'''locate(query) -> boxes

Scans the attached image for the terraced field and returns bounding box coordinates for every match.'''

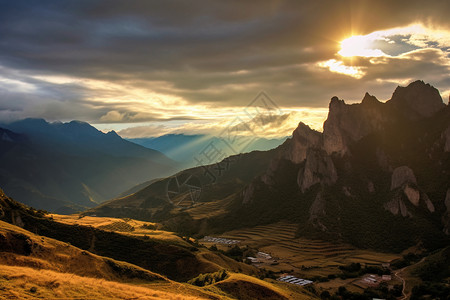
[179,196,234,220]
[50,214,186,243]
[204,222,400,277]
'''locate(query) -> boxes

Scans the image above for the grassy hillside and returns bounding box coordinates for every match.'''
[1,189,259,282]
[0,189,317,299]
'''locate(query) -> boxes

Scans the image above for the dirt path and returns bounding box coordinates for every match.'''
[393,257,427,300]
[393,268,407,300]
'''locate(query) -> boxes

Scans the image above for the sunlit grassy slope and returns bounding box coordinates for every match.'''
[0,220,225,299]
[0,218,315,299]
[51,213,184,243]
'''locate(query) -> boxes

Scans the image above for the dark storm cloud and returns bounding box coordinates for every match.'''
[0,0,449,124]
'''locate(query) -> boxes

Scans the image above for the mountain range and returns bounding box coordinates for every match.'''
[0,119,177,213]
[89,80,450,253]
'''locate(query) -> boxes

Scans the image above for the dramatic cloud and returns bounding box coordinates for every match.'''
[0,0,449,136]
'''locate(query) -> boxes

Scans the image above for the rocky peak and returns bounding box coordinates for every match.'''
[389,80,445,119]
[261,122,322,185]
[323,94,387,155]
[286,122,322,164]
[361,92,380,106]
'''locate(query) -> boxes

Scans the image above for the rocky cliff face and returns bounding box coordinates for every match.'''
[261,123,321,185]
[391,166,417,190]
[386,166,435,215]
[297,148,337,193]
[323,93,388,155]
[444,125,450,152]
[443,190,450,235]
[240,80,449,244]
[284,122,322,164]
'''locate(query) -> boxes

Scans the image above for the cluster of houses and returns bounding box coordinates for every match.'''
[246,251,275,264]
[202,236,240,245]
[358,274,392,288]
[277,275,313,286]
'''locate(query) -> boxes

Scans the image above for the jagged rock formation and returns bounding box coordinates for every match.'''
[308,192,327,231]
[261,122,321,185]
[384,197,411,217]
[323,93,387,155]
[444,125,450,152]
[387,166,435,214]
[391,166,417,190]
[93,80,450,252]
[283,122,322,164]
[297,148,337,193]
[237,80,449,249]
[443,190,450,234]
[389,80,445,120]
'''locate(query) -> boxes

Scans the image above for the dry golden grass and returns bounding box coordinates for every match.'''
[50,214,186,244]
[0,265,219,300]
[0,220,166,282]
[211,273,317,300]
[180,196,234,220]
[0,221,229,299]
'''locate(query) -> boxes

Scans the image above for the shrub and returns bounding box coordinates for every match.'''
[188,270,229,287]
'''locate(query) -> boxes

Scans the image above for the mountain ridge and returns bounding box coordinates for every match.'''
[88,80,450,253]
[0,119,178,213]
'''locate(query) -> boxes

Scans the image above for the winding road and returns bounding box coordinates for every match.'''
[392,257,426,300]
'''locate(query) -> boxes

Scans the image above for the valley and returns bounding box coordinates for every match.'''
[200,221,403,294]
[1,81,449,299]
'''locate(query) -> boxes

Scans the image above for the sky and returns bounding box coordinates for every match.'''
[0,0,449,138]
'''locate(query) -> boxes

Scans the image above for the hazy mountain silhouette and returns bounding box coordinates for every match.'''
[0,119,177,213]
[129,134,286,167]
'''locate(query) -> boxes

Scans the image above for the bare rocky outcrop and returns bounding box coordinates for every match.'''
[384,196,411,217]
[283,122,322,164]
[297,148,337,193]
[391,166,417,190]
[403,185,420,206]
[308,192,327,231]
[389,80,445,120]
[323,93,386,155]
[388,166,435,214]
[443,125,450,152]
[422,193,435,213]
[262,123,321,185]
[443,189,450,235]
[242,182,256,205]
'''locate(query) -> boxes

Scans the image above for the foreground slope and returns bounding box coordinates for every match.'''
[0,219,226,300]
[0,189,315,299]
[0,189,259,282]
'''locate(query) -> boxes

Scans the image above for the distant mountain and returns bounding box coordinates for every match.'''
[0,119,177,213]
[89,80,450,253]
[128,134,286,167]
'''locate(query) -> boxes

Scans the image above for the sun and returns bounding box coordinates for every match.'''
[338,35,386,58]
